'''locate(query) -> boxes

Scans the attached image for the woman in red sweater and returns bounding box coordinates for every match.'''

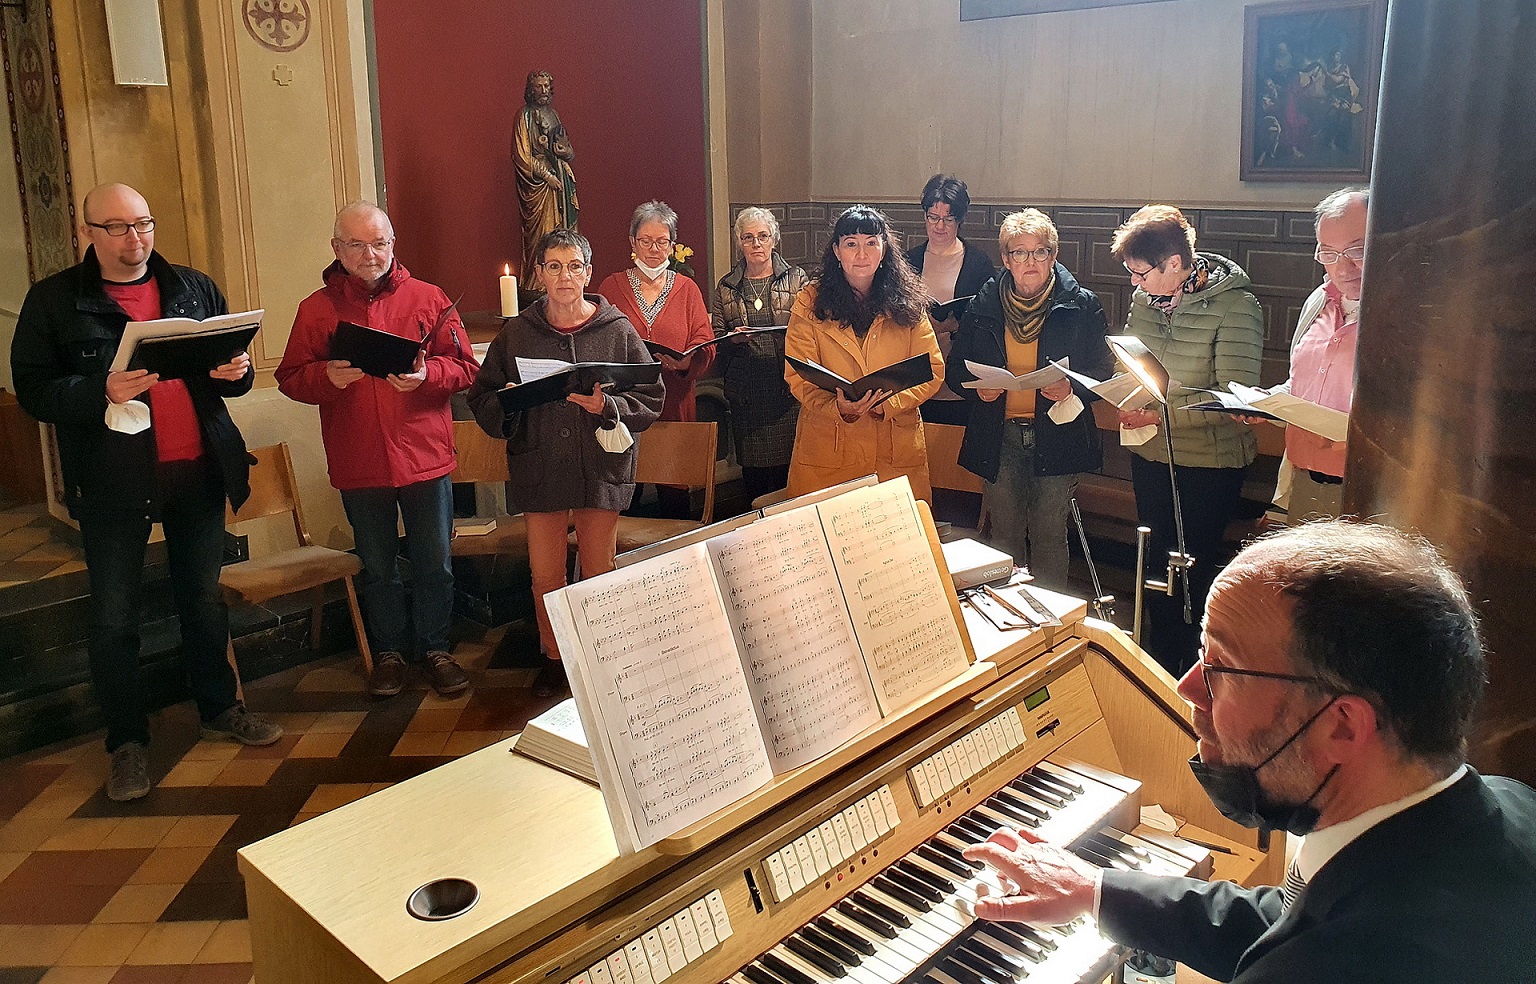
[597,200,713,519]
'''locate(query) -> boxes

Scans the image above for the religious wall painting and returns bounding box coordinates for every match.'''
[2,0,78,282]
[1241,0,1386,182]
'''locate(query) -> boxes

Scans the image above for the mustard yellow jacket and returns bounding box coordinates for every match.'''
[783,284,945,502]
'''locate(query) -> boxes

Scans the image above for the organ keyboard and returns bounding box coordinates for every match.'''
[241,587,1278,984]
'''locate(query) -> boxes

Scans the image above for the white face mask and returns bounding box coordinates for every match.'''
[634,258,670,280]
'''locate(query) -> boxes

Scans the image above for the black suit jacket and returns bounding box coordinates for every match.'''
[1099,770,1536,982]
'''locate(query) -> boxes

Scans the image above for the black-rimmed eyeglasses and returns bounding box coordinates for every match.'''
[88,218,155,237]
[1198,659,1332,703]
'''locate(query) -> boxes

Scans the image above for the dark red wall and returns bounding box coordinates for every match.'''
[373,2,710,313]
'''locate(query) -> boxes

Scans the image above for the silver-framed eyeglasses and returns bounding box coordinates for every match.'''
[88,218,155,237]
[541,260,589,278]
[337,238,394,254]
[738,232,775,246]
[1314,245,1365,264]
[1005,246,1056,264]
[634,236,673,251]
[924,212,959,227]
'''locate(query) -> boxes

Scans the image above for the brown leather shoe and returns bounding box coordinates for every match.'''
[532,657,567,698]
[368,651,407,697]
[424,651,471,696]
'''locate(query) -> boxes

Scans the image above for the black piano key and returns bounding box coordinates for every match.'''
[1025,769,1080,799]
[918,843,974,878]
[815,916,877,956]
[982,795,1042,829]
[993,787,1050,821]
[898,857,956,894]
[762,951,821,984]
[1009,776,1067,809]
[939,956,995,984]
[848,893,911,930]
[1005,923,1059,952]
[966,936,1030,974]
[887,866,944,902]
[1031,765,1084,794]
[957,812,1003,839]
[1086,834,1142,868]
[945,818,989,845]
[784,935,847,978]
[1070,845,1119,869]
[871,875,933,912]
[743,963,793,984]
[801,926,861,967]
[951,941,1018,982]
[982,925,1047,962]
[1099,829,1154,861]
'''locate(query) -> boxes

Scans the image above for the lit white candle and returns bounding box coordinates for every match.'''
[499,264,519,317]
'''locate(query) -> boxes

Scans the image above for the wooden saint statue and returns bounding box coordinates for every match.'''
[512,70,580,291]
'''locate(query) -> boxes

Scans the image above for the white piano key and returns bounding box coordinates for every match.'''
[817,820,843,866]
[806,827,832,876]
[765,851,794,902]
[705,889,733,941]
[689,901,718,952]
[655,918,687,975]
[624,940,655,984]
[822,908,928,976]
[640,930,671,984]
[878,786,900,829]
[606,948,635,984]
[673,906,703,963]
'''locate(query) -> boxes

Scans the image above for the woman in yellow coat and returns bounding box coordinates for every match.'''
[785,205,945,502]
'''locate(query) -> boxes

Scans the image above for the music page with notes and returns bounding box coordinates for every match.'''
[815,478,971,713]
[547,546,775,852]
[706,508,883,772]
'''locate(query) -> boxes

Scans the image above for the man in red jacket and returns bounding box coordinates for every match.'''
[277,202,479,697]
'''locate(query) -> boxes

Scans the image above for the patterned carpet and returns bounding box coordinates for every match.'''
[0,628,559,984]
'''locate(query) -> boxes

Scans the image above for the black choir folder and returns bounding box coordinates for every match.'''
[787,352,933,402]
[545,477,971,853]
[329,321,427,378]
[496,361,662,415]
[644,325,786,361]
[111,310,263,381]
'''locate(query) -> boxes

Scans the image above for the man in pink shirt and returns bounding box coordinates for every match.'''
[1263,188,1367,520]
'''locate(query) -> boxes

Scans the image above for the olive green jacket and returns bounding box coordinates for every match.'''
[1122,252,1265,468]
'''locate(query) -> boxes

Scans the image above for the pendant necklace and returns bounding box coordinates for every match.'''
[745,277,770,312]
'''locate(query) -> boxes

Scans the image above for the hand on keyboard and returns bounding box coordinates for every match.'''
[962,826,1100,927]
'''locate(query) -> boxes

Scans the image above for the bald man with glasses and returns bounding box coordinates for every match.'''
[11,182,281,802]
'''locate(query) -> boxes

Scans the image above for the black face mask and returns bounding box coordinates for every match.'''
[1188,697,1341,835]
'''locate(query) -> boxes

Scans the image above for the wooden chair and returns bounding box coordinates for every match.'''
[219,443,372,677]
[924,422,983,495]
[448,420,529,559]
[608,420,718,555]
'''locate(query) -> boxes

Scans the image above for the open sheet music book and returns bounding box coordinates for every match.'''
[513,698,597,783]
[545,477,971,852]
[110,310,263,380]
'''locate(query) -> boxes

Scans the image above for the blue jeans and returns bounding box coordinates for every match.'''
[981,421,1078,591]
[340,475,454,656]
[79,458,238,752]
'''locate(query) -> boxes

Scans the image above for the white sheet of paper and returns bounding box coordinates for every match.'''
[1051,361,1156,410]
[514,356,574,383]
[962,358,1068,391]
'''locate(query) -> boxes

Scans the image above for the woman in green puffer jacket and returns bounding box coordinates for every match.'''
[1110,205,1264,676]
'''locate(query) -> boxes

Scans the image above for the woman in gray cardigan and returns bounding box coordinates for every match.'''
[467,229,664,695]
[1110,205,1264,676]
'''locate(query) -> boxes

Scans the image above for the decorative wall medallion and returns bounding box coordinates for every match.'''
[16,37,46,113]
[243,0,312,53]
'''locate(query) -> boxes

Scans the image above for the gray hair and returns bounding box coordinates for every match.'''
[733,206,781,245]
[630,200,678,240]
[1314,186,1368,227]
[536,228,592,266]
[333,200,392,240]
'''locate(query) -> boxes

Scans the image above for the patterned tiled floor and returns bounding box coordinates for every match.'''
[0,629,560,983]
[0,502,86,588]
